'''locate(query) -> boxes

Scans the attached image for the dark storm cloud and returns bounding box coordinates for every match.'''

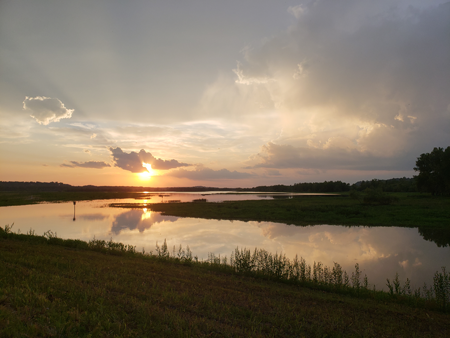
[60,161,111,169]
[109,147,190,173]
[240,3,449,135]
[248,142,414,171]
[236,0,450,172]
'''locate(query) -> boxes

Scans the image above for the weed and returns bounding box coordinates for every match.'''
[351,263,361,291]
[155,239,169,258]
[1,225,450,312]
[362,188,399,205]
[4,223,14,233]
[434,267,450,312]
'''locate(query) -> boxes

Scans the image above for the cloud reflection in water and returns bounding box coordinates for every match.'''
[110,209,178,235]
[255,222,450,290]
[1,201,448,291]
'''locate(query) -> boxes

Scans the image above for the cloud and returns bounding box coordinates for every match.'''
[110,147,190,173]
[266,169,282,176]
[297,168,326,176]
[248,142,413,171]
[23,96,74,125]
[60,161,111,169]
[0,127,28,140]
[110,209,178,235]
[166,166,254,180]
[288,5,306,19]
[230,0,450,164]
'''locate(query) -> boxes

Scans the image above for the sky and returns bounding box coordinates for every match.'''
[1,0,449,188]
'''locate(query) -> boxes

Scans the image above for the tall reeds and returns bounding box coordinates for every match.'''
[149,240,449,311]
[1,224,449,312]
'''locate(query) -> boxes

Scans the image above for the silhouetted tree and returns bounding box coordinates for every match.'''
[414,147,450,195]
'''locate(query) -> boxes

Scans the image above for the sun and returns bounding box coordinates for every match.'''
[137,163,156,180]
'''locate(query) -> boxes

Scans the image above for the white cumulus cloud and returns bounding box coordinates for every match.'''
[23,96,74,125]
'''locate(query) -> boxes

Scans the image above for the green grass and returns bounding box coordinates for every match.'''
[2,190,449,229]
[114,193,450,229]
[1,231,449,337]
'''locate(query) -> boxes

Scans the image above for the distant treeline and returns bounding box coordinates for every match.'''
[239,181,351,193]
[238,178,416,193]
[351,178,417,192]
[0,181,72,192]
[0,182,233,193]
[1,178,417,193]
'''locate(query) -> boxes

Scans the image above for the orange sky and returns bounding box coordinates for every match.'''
[1,1,449,187]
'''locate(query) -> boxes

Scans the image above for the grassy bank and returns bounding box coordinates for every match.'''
[116,193,450,228]
[2,190,449,228]
[1,231,449,337]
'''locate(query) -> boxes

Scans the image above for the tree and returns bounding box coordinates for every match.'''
[414,147,450,195]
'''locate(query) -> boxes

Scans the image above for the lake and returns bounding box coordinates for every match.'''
[1,192,449,291]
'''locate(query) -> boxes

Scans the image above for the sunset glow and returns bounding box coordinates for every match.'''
[137,163,155,181]
[141,208,152,221]
[1,1,448,187]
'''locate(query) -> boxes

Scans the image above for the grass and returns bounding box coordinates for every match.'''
[1,228,449,337]
[2,190,449,229]
[113,193,450,229]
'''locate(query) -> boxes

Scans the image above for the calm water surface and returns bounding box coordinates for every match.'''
[1,194,449,291]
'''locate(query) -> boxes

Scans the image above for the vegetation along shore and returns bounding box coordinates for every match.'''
[120,193,450,229]
[1,189,449,229]
[1,227,449,337]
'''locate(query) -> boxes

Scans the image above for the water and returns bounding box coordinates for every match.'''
[120,191,336,203]
[1,195,449,291]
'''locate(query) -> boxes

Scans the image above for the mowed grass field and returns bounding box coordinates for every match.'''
[1,237,449,338]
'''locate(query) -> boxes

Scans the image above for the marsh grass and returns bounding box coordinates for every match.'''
[2,191,449,229]
[362,188,399,205]
[1,225,450,337]
[192,198,207,202]
[144,193,450,228]
[433,267,450,311]
[2,224,448,313]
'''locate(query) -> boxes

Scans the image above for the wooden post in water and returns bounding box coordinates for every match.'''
[73,201,76,221]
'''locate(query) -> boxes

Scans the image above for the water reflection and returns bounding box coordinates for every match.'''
[1,199,449,291]
[418,227,450,247]
[78,213,109,221]
[254,222,448,289]
[110,209,178,235]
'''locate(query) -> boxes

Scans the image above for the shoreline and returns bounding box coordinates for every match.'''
[1,229,449,337]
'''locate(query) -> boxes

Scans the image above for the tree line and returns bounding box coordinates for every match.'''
[243,146,449,194]
[1,146,448,194]
[414,146,450,195]
[239,178,416,193]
